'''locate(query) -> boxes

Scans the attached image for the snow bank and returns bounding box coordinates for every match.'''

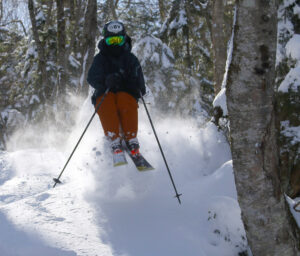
[278,32,300,92]
[286,34,300,62]
[1,109,25,129]
[0,94,249,256]
[212,6,236,117]
[213,88,228,116]
[278,65,300,92]
[170,9,187,30]
[286,195,300,228]
[132,35,174,70]
[0,211,76,256]
[281,121,300,146]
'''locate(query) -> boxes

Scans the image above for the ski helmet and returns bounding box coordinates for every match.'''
[103,21,126,38]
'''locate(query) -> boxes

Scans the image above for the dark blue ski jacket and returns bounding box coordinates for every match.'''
[87,36,146,104]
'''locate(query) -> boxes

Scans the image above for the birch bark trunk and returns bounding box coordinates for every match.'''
[226,1,300,255]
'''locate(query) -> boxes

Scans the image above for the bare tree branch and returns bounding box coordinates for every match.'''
[0,19,27,35]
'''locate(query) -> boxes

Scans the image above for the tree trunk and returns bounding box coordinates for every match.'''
[158,0,166,20]
[183,2,193,72]
[80,0,97,96]
[226,1,300,255]
[45,0,54,28]
[211,0,227,95]
[56,0,67,95]
[0,0,2,21]
[108,0,118,20]
[28,0,49,100]
[159,0,181,42]
[71,0,84,55]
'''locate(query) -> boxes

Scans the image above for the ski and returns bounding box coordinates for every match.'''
[113,150,128,167]
[125,150,154,171]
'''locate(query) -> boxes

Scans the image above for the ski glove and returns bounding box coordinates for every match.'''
[105,72,123,90]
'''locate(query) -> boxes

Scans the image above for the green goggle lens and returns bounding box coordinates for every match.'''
[105,36,125,46]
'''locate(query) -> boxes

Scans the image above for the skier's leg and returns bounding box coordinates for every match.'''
[116,92,138,141]
[95,92,120,141]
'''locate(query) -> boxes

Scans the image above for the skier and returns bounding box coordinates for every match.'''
[87,21,146,165]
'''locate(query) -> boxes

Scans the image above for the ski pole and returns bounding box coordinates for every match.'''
[140,94,182,204]
[53,88,109,188]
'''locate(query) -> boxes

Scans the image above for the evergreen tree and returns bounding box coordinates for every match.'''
[276,0,300,199]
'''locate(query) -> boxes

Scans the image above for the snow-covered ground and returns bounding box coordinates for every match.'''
[0,97,249,256]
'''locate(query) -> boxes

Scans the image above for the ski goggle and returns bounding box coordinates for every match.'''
[105,35,125,46]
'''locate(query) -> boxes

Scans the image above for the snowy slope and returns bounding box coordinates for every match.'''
[0,97,247,256]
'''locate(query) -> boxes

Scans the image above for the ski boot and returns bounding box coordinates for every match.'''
[126,138,141,157]
[111,138,127,166]
[126,138,154,171]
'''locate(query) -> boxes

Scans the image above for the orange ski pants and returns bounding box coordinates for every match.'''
[95,92,138,141]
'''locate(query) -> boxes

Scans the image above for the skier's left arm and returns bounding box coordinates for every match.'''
[135,61,146,97]
[127,55,146,98]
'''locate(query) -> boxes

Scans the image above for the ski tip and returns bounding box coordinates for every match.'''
[113,161,128,167]
[137,166,155,171]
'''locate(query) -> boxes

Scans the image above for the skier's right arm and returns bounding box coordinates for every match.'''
[87,54,105,90]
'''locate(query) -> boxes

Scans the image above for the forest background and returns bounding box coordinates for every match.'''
[0,0,300,255]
